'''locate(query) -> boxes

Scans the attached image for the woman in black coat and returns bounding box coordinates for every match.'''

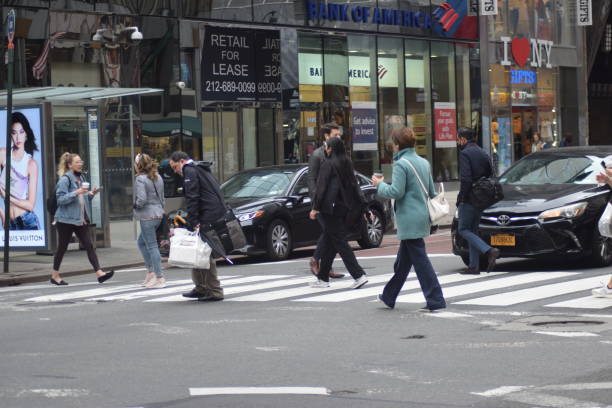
[308,137,368,289]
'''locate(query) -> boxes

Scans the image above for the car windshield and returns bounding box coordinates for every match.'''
[221,170,297,198]
[499,154,603,185]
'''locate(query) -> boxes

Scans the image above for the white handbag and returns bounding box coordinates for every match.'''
[169,229,212,269]
[598,203,612,238]
[402,158,450,225]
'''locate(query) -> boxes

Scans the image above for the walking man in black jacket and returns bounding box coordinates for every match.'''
[307,124,345,279]
[169,151,225,301]
[456,128,499,275]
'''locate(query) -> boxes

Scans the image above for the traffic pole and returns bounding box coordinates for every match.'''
[3,9,15,273]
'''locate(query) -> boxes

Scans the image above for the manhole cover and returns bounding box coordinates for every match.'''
[530,320,604,328]
[401,335,426,339]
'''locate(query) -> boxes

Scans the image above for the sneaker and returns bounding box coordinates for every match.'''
[309,280,330,288]
[147,277,166,289]
[417,307,434,313]
[377,294,393,309]
[352,275,368,289]
[141,271,155,287]
[592,283,612,298]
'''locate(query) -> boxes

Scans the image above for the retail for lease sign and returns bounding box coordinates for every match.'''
[434,102,457,148]
[577,0,592,26]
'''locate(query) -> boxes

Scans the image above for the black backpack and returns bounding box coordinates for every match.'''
[46,175,70,217]
[470,176,504,210]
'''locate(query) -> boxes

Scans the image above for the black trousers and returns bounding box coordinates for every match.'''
[317,212,365,282]
[53,222,100,272]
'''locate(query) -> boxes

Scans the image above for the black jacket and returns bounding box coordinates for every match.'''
[182,161,225,228]
[307,146,326,202]
[314,160,365,216]
[457,142,493,205]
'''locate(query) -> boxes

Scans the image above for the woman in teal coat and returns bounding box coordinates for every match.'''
[372,127,446,311]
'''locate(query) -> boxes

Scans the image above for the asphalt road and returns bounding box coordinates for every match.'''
[1,246,611,408]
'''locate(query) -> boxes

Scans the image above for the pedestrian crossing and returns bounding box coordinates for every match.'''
[10,270,612,310]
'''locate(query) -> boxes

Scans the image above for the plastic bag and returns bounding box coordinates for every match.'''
[598,203,612,238]
[169,229,212,269]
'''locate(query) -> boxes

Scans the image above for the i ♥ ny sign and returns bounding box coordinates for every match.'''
[500,36,553,69]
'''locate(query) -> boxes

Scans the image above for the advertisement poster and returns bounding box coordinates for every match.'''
[0,106,47,249]
[352,101,377,151]
[201,26,281,102]
[434,102,457,148]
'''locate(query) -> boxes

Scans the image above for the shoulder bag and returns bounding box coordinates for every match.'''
[401,158,449,225]
[151,177,169,242]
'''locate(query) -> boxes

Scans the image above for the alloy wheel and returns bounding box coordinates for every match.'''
[367,213,383,245]
[271,224,289,258]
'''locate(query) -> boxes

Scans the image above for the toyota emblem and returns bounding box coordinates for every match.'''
[497,215,511,226]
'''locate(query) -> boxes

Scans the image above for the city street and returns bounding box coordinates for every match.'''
[1,232,611,408]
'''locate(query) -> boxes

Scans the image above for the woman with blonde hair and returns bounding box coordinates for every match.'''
[51,152,113,285]
[133,153,166,288]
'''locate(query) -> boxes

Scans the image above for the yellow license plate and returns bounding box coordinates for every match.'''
[491,234,515,246]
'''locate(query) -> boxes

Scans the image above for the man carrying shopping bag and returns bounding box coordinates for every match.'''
[169,151,226,302]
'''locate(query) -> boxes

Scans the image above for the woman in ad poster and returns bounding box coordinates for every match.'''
[0,112,40,230]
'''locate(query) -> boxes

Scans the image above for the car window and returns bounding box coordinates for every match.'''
[356,174,371,186]
[292,173,309,195]
[500,155,601,185]
[221,170,296,198]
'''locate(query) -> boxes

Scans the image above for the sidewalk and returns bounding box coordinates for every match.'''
[0,182,459,287]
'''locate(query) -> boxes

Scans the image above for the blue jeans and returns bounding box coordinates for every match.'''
[458,203,491,268]
[137,218,163,278]
[380,239,446,310]
[10,211,40,230]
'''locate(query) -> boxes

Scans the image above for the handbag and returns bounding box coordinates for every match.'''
[168,229,212,269]
[598,203,612,238]
[401,158,450,225]
[151,178,169,242]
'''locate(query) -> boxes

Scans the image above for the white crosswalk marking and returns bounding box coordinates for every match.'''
[88,275,287,302]
[395,272,577,303]
[545,296,612,309]
[294,272,499,303]
[146,275,314,302]
[454,274,611,306]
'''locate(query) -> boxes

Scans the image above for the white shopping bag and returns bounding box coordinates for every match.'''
[598,203,612,238]
[169,229,212,269]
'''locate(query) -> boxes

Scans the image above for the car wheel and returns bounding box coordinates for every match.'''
[460,253,489,270]
[358,208,385,249]
[266,219,292,261]
[590,230,612,267]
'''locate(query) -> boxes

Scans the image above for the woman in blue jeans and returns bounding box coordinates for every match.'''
[133,153,166,288]
[372,127,446,312]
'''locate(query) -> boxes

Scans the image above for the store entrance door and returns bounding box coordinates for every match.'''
[512,106,537,160]
[202,103,279,182]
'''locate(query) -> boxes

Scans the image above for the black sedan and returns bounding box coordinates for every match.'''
[452,146,612,268]
[220,164,393,260]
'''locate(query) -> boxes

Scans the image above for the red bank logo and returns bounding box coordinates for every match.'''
[432,2,460,32]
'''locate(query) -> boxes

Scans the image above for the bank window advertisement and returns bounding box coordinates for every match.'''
[0,106,47,249]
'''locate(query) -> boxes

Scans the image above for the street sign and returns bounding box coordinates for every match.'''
[6,9,15,49]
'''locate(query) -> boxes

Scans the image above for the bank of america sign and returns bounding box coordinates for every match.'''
[577,0,592,26]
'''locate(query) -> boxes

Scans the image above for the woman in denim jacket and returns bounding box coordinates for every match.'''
[50,153,113,286]
[133,153,166,288]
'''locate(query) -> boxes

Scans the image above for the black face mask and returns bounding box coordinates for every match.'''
[73,170,81,177]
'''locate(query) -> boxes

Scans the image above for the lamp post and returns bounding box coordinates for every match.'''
[3,9,15,273]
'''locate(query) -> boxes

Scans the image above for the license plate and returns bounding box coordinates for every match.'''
[491,234,515,246]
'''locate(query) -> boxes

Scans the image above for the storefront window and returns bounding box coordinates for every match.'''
[297,33,323,162]
[181,0,253,21]
[404,38,431,162]
[490,64,512,174]
[537,68,557,146]
[377,36,405,180]
[555,0,575,46]
[508,0,534,37]
[430,41,457,181]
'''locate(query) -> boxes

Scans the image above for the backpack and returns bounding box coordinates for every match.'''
[46,175,70,217]
[469,176,504,210]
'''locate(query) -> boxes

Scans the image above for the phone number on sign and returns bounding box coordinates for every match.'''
[257,82,281,93]
[205,81,256,93]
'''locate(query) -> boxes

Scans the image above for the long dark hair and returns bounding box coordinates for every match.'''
[325,137,357,191]
[11,112,38,155]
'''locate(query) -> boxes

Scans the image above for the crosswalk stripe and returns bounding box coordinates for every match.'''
[0,282,97,293]
[454,274,611,306]
[88,275,290,302]
[146,275,314,302]
[228,274,397,302]
[395,272,577,303]
[545,296,612,309]
[294,272,502,303]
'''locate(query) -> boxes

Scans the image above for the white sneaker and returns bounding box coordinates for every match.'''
[310,280,330,288]
[147,277,166,289]
[592,283,612,298]
[352,275,368,289]
[141,271,155,287]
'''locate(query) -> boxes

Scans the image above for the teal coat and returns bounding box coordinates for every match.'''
[376,148,437,240]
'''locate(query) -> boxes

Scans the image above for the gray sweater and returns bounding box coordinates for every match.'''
[133,174,165,220]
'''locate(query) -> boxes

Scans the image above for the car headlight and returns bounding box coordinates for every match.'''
[538,202,588,221]
[237,211,265,222]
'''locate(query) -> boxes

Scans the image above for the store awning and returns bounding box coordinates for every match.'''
[142,116,202,138]
[0,87,163,102]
